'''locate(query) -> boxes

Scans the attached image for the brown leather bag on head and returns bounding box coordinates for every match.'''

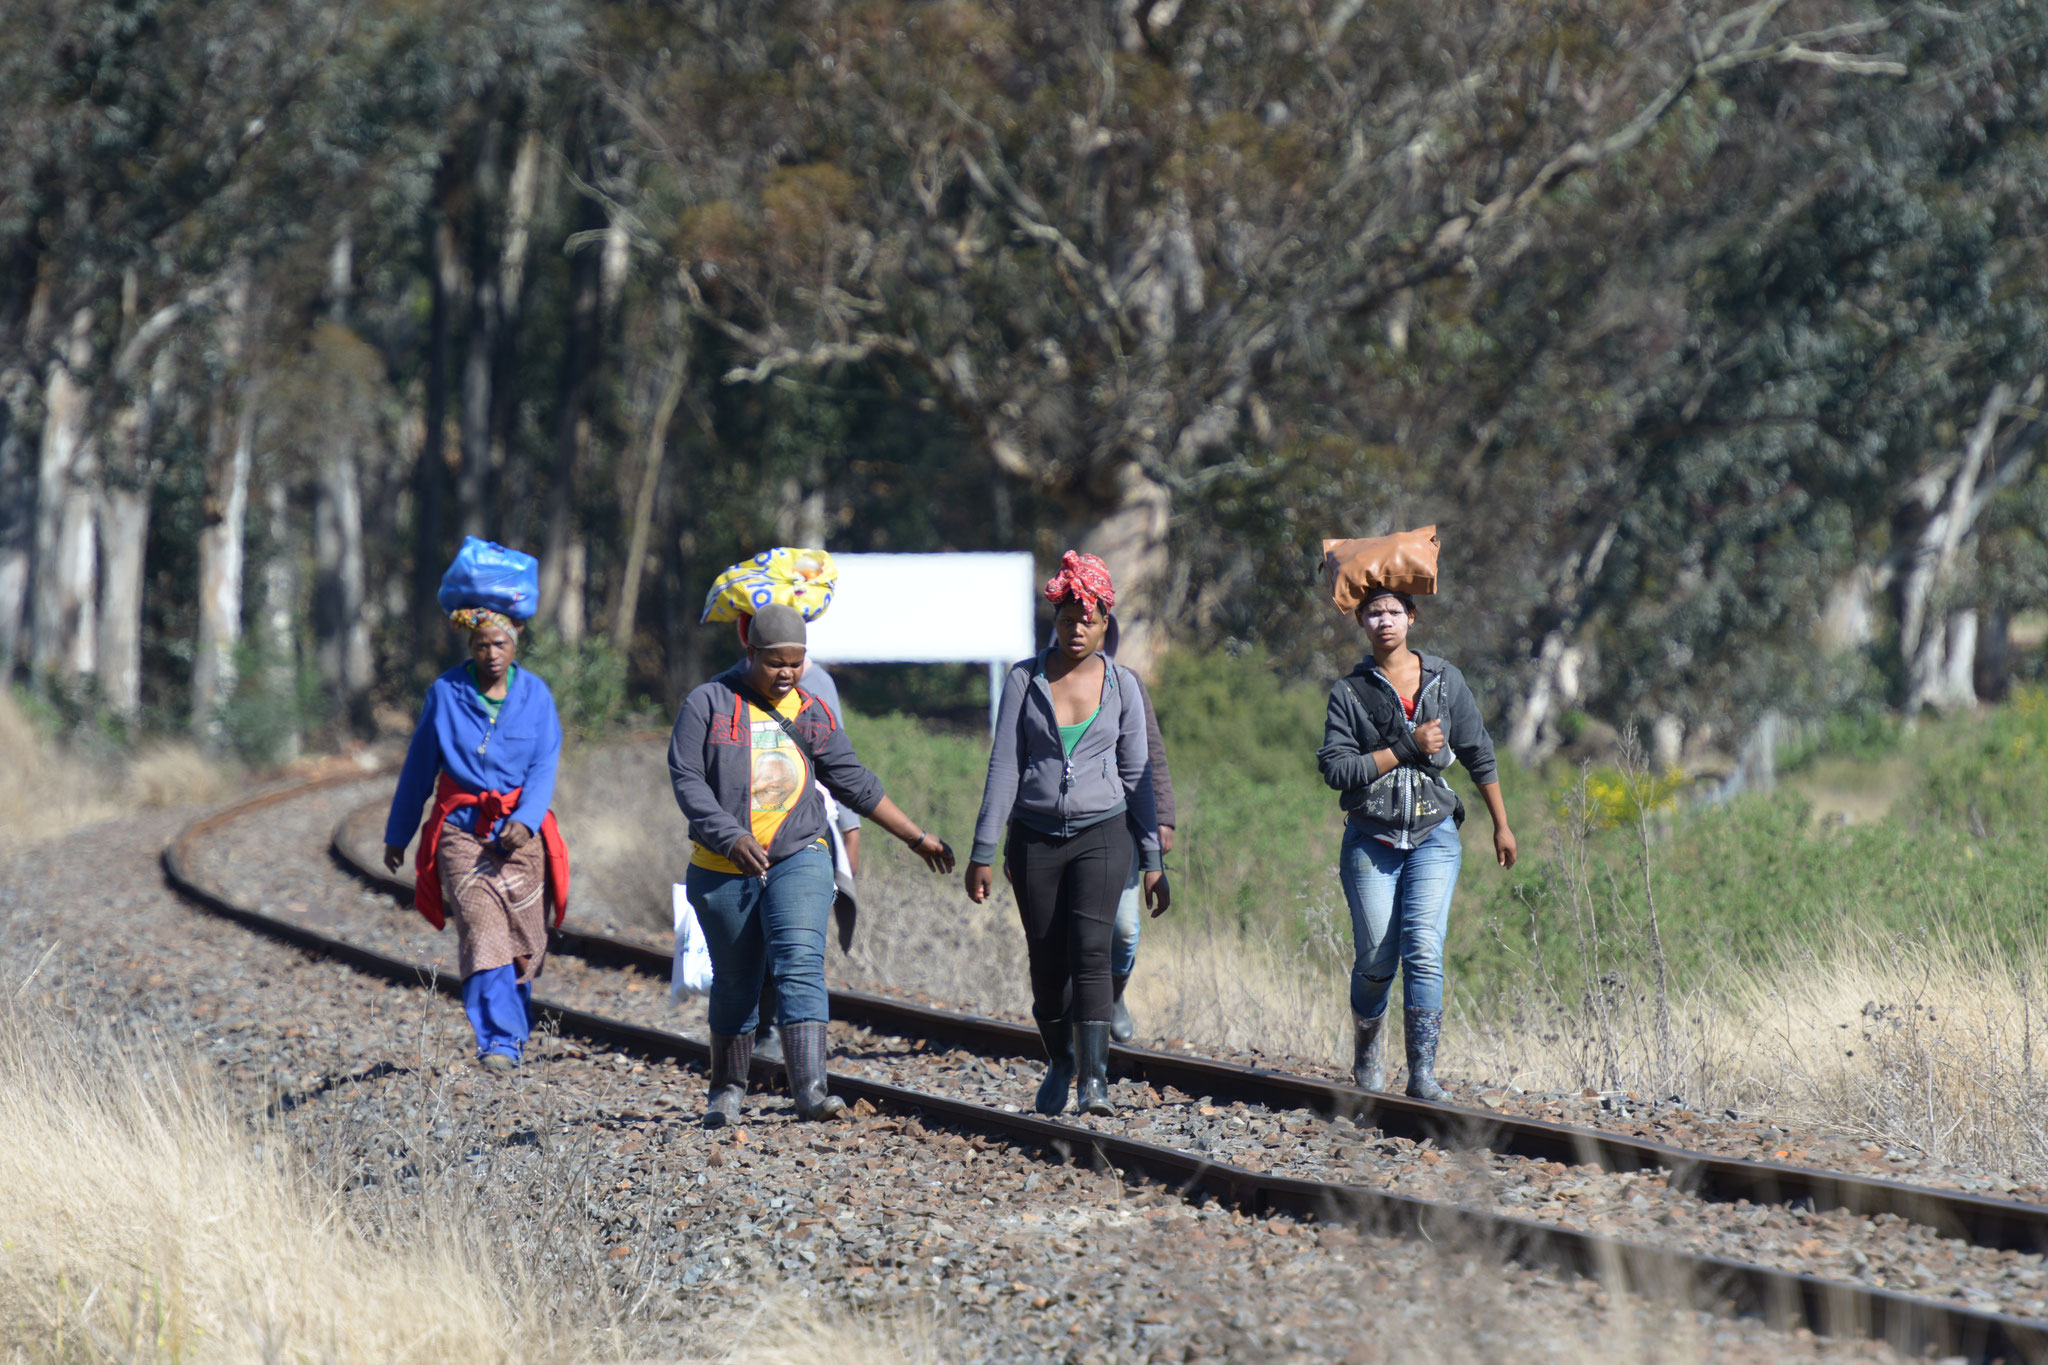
[1322,526,1440,612]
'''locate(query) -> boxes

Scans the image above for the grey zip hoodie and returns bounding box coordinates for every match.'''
[1317,650,1498,849]
[970,651,1162,869]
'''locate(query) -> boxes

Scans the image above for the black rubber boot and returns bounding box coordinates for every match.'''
[704,1031,753,1128]
[1033,1011,1074,1115]
[1352,1011,1387,1091]
[1403,1007,1450,1102]
[1073,1021,1113,1116]
[783,1020,847,1120]
[1110,973,1136,1044]
[754,982,784,1067]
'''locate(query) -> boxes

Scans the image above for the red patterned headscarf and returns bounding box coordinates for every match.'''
[1044,551,1116,622]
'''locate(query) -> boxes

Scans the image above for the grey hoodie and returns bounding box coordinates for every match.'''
[1317,650,1498,849]
[971,651,1162,869]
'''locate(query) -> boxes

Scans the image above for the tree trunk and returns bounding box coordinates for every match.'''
[94,481,150,723]
[1074,461,1171,678]
[31,308,97,684]
[191,404,253,734]
[539,185,605,643]
[0,377,32,679]
[414,210,459,660]
[1896,384,2013,713]
[313,436,373,727]
[612,338,688,654]
[1975,606,2013,704]
[192,272,253,736]
[259,477,301,763]
[487,128,541,544]
[1505,521,1618,765]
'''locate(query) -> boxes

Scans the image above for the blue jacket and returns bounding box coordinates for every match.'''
[384,664,563,848]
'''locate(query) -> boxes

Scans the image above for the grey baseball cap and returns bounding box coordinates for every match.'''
[748,603,807,649]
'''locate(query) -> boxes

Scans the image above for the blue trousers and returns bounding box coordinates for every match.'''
[686,843,836,1036]
[463,965,532,1061]
[1337,820,1462,1019]
[1111,852,1142,978]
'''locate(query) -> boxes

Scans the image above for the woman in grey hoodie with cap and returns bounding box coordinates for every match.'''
[967,553,1168,1116]
[1317,587,1515,1101]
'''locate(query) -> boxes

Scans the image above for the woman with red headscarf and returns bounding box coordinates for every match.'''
[967,552,1169,1116]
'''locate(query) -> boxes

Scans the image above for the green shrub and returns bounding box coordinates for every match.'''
[520,629,632,739]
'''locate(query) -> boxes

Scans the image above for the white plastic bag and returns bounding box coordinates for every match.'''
[670,882,715,1000]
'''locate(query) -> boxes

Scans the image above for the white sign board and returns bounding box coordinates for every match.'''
[804,552,1037,730]
[805,553,1037,664]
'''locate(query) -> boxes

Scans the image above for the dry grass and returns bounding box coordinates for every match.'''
[0,691,230,845]
[0,995,568,1363]
[1464,922,2048,1181]
[849,842,2048,1188]
[0,692,124,843]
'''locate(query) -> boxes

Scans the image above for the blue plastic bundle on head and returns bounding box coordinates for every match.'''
[438,536,541,622]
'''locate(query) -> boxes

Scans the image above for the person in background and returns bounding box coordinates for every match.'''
[1315,587,1515,1101]
[384,608,568,1073]
[1108,658,1175,1043]
[967,552,1168,1116]
[670,604,954,1126]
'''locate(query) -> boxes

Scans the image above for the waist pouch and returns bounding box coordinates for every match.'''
[1343,764,1464,834]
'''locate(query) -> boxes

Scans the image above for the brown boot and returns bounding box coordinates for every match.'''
[704,1031,753,1128]
[783,1020,847,1120]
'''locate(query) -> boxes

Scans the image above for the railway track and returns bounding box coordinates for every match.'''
[165,774,2048,1362]
[330,796,2048,1260]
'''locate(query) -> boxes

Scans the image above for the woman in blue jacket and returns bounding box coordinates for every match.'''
[1317,587,1516,1101]
[384,608,568,1073]
[967,553,1168,1117]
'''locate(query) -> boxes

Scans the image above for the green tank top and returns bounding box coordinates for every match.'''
[1059,704,1102,756]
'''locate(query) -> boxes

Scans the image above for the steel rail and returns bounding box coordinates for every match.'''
[152,779,2048,1362]
[331,794,2048,1258]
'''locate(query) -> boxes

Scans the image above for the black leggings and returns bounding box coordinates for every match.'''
[1005,818,1137,1024]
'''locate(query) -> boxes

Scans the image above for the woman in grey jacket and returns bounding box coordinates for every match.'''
[967,553,1168,1116]
[669,604,954,1126]
[1317,587,1516,1101]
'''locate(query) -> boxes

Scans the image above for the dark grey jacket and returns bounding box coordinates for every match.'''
[1139,686,1176,828]
[971,651,1162,869]
[668,665,885,866]
[1317,651,1498,849]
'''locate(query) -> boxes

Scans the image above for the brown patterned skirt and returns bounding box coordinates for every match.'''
[434,823,549,981]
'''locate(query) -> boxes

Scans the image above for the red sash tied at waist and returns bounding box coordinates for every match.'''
[413,771,570,930]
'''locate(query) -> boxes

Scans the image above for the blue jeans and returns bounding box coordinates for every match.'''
[1338,820,1461,1019]
[686,843,836,1036]
[1111,852,1142,978]
[463,965,532,1061]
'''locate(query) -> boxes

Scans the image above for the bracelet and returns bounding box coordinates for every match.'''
[906,828,928,847]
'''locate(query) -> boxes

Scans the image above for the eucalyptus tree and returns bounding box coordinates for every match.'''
[594,0,1907,673]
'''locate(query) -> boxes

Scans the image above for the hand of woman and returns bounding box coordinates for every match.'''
[729,834,772,877]
[908,831,955,874]
[1493,823,1518,870]
[1413,718,1446,756]
[382,843,406,874]
[964,862,994,903]
[1144,870,1171,918]
[496,820,532,854]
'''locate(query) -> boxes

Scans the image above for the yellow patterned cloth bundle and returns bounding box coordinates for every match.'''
[700,547,839,624]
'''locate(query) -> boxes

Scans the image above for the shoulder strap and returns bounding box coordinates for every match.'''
[731,681,821,763]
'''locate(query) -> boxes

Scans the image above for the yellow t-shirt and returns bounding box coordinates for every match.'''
[691,689,812,873]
